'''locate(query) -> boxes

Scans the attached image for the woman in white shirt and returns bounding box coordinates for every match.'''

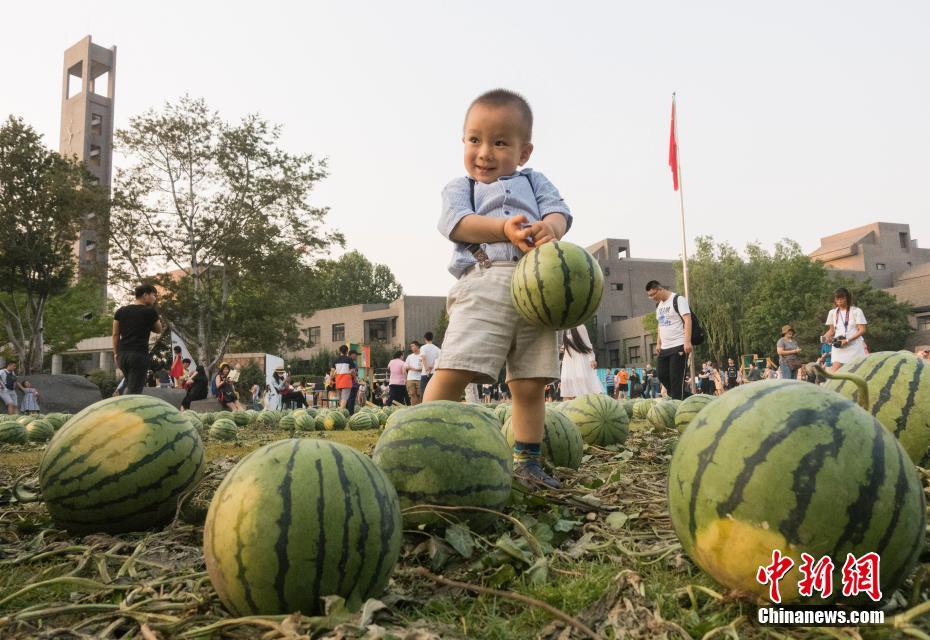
[821,287,867,372]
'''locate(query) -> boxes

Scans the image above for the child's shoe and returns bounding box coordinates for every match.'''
[513,458,561,490]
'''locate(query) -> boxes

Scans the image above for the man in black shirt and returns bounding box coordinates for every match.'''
[112,284,163,395]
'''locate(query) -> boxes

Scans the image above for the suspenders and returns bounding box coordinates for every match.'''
[465,175,535,268]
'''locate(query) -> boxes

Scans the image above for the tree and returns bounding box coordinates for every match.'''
[109,97,341,379]
[308,250,403,309]
[0,116,107,373]
[43,280,115,356]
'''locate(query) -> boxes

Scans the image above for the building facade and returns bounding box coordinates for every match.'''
[810,222,930,288]
[585,239,677,367]
[291,296,446,360]
[60,36,116,285]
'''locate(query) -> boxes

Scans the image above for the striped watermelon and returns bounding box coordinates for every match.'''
[494,404,513,426]
[372,401,512,529]
[257,410,277,428]
[561,394,629,446]
[668,380,925,604]
[209,418,238,441]
[501,407,583,469]
[200,412,217,426]
[824,351,930,466]
[26,419,55,443]
[204,439,402,615]
[674,394,716,432]
[632,399,654,421]
[647,400,680,431]
[510,241,604,330]
[0,420,27,444]
[279,414,297,433]
[348,412,379,431]
[44,413,69,431]
[184,413,205,436]
[619,399,635,419]
[231,412,251,427]
[38,396,205,534]
[295,412,316,432]
[320,411,347,431]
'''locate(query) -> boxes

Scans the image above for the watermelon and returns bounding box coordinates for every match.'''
[279,414,297,433]
[824,351,930,466]
[200,412,216,426]
[26,419,55,443]
[295,412,316,432]
[257,410,277,428]
[619,399,635,419]
[204,439,402,615]
[184,413,205,436]
[510,241,604,330]
[38,396,205,534]
[561,394,629,446]
[501,408,583,469]
[632,399,654,421]
[0,420,27,444]
[675,394,715,432]
[321,411,347,431]
[231,411,251,427]
[372,401,512,529]
[44,413,69,431]
[494,404,513,425]
[210,418,238,441]
[668,380,925,604]
[348,412,379,431]
[647,400,680,431]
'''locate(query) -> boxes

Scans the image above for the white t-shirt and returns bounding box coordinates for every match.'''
[826,306,868,364]
[405,354,422,381]
[655,293,691,349]
[419,343,441,375]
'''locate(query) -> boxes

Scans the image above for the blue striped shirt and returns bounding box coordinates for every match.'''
[438,168,572,278]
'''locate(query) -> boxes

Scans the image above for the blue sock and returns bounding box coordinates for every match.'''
[513,441,541,462]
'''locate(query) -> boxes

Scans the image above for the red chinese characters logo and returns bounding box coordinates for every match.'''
[756,550,882,603]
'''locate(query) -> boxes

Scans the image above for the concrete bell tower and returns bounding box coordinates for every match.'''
[59,35,116,285]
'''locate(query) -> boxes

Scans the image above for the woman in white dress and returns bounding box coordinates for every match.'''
[821,287,867,372]
[559,324,603,400]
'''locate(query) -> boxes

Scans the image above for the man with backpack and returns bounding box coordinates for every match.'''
[646,280,702,400]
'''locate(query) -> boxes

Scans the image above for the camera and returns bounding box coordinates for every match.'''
[832,338,845,348]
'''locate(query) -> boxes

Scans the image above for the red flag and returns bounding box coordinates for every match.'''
[669,96,679,191]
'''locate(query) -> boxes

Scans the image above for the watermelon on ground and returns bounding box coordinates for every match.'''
[372,401,512,529]
[210,418,237,441]
[824,351,930,465]
[647,400,681,431]
[561,394,629,446]
[38,396,205,534]
[501,407,583,469]
[348,412,379,431]
[668,380,925,604]
[295,412,316,432]
[510,241,604,330]
[26,419,55,443]
[279,414,297,433]
[632,399,654,421]
[0,420,27,444]
[204,439,402,615]
[675,394,715,432]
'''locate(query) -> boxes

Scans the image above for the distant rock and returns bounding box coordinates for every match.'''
[142,386,187,409]
[189,398,225,413]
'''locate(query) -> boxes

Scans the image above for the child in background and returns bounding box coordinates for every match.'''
[169,346,185,387]
[20,380,40,414]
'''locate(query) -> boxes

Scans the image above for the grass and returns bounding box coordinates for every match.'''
[2,413,930,638]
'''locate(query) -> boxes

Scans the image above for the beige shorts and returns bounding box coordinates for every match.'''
[436,264,559,384]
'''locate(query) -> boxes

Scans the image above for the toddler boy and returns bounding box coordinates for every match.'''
[424,89,572,490]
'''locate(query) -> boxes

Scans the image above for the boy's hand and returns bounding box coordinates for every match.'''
[527,218,561,246]
[503,215,535,253]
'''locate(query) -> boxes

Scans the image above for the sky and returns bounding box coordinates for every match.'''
[3,1,929,296]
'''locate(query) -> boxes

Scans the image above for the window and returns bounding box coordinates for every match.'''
[67,62,82,98]
[90,113,103,136]
[875,263,886,270]
[391,318,397,337]
[611,315,628,322]
[89,144,102,166]
[610,283,624,291]
[648,342,657,358]
[918,316,930,332]
[332,323,345,342]
[617,247,628,259]
[91,70,110,97]
[628,346,641,363]
[307,326,320,347]
[900,232,909,249]
[609,349,620,369]
[603,267,610,276]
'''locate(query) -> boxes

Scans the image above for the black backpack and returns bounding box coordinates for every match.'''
[672,294,705,346]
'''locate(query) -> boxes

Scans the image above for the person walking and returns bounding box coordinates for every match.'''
[559,325,602,399]
[419,332,442,397]
[776,325,803,380]
[605,369,615,399]
[0,361,22,415]
[112,284,163,395]
[645,280,692,400]
[347,349,361,415]
[405,341,423,405]
[822,287,867,372]
[387,351,409,406]
[615,368,628,399]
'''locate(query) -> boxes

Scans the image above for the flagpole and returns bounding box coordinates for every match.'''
[672,92,697,389]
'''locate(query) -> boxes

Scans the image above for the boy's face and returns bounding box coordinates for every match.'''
[463,103,533,184]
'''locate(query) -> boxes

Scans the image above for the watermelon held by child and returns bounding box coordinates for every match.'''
[204,439,402,616]
[823,351,930,466]
[668,379,925,604]
[510,241,604,330]
[38,396,205,534]
[372,401,512,530]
